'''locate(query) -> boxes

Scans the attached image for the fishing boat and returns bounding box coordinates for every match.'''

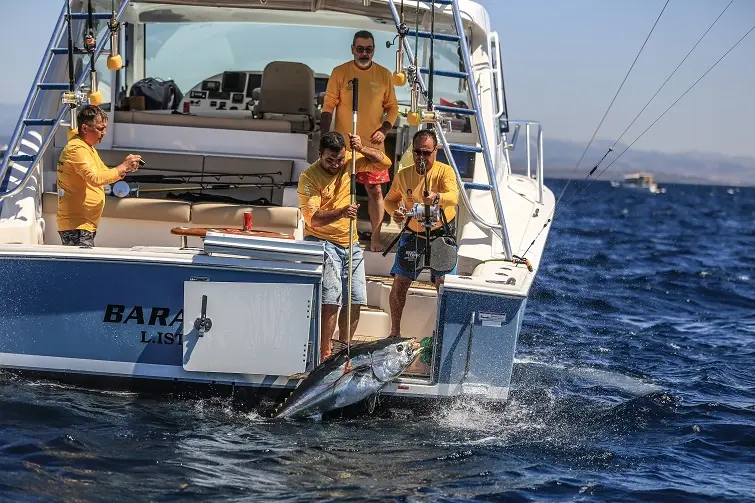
[611,171,665,194]
[0,0,554,413]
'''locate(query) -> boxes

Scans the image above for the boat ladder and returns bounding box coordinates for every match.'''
[387,0,514,259]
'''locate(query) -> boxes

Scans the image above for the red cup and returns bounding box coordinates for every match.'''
[243,211,253,231]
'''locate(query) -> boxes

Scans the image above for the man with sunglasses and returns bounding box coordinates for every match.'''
[56,105,142,247]
[383,129,459,338]
[321,30,399,253]
[298,131,392,361]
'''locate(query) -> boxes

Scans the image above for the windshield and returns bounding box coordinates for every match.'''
[144,22,467,107]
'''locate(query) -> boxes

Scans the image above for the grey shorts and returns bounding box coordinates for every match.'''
[305,236,367,306]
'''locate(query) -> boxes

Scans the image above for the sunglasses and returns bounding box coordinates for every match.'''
[413,149,435,156]
[354,46,374,54]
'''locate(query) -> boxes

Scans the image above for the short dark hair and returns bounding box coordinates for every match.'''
[77,105,107,127]
[413,128,438,148]
[319,131,346,153]
[352,30,375,46]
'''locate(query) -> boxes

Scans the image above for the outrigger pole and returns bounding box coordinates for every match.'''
[345,77,359,362]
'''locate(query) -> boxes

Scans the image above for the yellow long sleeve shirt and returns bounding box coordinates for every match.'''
[384,161,459,234]
[298,150,392,247]
[323,61,399,166]
[56,136,123,232]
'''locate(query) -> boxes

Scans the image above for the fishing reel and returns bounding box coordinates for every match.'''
[404,202,441,228]
[387,23,410,87]
[105,180,140,198]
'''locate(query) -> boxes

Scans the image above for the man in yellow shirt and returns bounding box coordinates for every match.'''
[298,131,392,361]
[321,30,399,253]
[56,105,142,247]
[383,129,460,338]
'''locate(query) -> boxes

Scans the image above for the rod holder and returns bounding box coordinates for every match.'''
[107,19,122,71]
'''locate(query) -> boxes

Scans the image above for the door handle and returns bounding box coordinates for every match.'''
[193,294,213,337]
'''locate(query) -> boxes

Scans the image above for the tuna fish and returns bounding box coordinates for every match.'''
[272,337,418,420]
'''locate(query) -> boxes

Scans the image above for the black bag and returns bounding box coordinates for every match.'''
[397,216,458,275]
[129,78,184,110]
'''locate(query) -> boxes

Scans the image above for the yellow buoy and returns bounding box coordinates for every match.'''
[88,91,102,106]
[392,72,407,87]
[106,54,123,71]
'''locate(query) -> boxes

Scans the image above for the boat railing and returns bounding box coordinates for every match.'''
[500,120,545,204]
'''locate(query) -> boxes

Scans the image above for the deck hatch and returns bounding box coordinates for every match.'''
[182,281,313,375]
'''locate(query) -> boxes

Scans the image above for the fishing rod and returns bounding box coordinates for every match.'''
[107,180,294,198]
[123,171,284,184]
[136,182,294,193]
[420,157,432,267]
[106,0,123,71]
[84,0,102,106]
[391,0,408,87]
[407,0,421,126]
[62,1,79,133]
[346,76,359,363]
[427,0,435,115]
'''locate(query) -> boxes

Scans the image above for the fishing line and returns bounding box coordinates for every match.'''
[564,0,735,203]
[612,0,734,150]
[520,16,755,259]
[519,0,672,258]
[551,0,671,209]
[593,21,755,181]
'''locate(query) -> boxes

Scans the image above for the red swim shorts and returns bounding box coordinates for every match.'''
[356,169,390,185]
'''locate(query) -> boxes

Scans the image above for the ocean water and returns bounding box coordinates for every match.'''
[0,180,753,502]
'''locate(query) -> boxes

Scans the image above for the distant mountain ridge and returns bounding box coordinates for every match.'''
[1,103,753,186]
[510,138,755,187]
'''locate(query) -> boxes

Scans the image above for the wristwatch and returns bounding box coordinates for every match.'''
[433,193,440,205]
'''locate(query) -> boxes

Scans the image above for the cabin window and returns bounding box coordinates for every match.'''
[141,21,468,112]
[143,23,407,100]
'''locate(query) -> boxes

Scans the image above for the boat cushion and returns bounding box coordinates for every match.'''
[189,203,301,234]
[114,110,291,133]
[42,192,192,223]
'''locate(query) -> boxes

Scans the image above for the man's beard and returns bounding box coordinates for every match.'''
[355,57,372,68]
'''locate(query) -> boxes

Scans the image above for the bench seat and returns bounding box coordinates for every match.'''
[41,193,303,247]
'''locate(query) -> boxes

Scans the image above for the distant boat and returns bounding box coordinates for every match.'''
[611,171,666,194]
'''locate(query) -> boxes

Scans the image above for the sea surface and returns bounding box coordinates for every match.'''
[0,180,753,502]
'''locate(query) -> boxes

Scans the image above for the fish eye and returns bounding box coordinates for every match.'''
[396,344,404,352]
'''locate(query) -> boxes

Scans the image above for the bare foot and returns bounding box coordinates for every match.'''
[370,236,384,252]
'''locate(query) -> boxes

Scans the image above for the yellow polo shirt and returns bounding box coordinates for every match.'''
[56,135,123,232]
[298,150,392,246]
[384,161,459,234]
[323,61,399,169]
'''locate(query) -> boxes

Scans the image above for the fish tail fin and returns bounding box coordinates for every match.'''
[330,339,349,354]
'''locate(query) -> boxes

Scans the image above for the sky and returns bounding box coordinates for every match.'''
[0,0,753,158]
